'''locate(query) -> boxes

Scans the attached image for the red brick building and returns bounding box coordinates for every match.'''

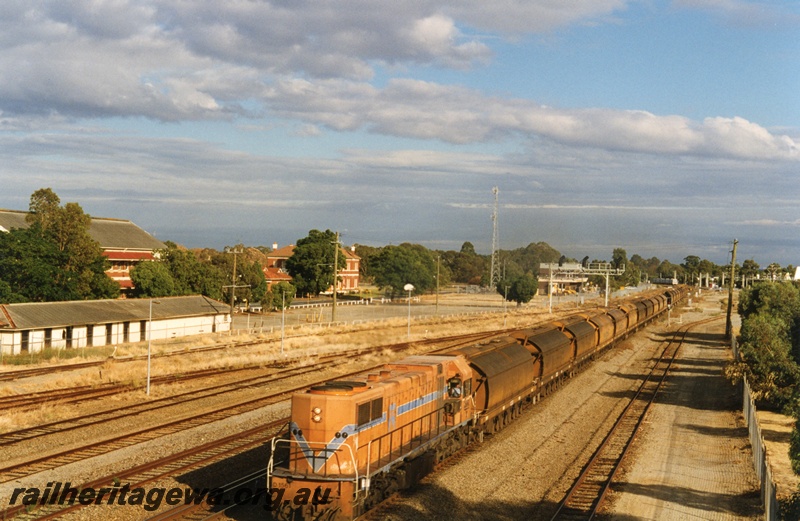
[265,243,360,293]
[0,210,165,295]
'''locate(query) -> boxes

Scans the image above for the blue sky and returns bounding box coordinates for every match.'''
[1,1,798,267]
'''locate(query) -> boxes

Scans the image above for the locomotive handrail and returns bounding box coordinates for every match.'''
[364,408,446,474]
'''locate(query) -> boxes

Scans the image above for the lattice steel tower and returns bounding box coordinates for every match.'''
[489,187,501,288]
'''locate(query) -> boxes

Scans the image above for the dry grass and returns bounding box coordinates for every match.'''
[0,298,587,432]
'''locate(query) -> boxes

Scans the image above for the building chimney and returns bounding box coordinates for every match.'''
[272,243,278,250]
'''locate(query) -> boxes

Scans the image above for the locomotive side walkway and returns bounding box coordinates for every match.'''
[606,295,762,520]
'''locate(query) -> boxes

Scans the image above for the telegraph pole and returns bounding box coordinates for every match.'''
[725,239,738,340]
[226,247,243,316]
[435,255,440,315]
[332,231,339,323]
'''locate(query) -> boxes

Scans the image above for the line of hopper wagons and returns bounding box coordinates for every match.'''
[265,285,689,520]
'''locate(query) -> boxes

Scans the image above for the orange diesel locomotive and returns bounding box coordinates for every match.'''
[267,286,687,520]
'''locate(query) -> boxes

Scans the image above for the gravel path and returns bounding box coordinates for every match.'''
[606,300,761,520]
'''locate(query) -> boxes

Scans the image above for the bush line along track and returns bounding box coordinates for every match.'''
[550,314,723,521]
[0,332,500,490]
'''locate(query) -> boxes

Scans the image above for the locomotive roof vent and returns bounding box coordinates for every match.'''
[367,370,392,382]
[309,380,369,394]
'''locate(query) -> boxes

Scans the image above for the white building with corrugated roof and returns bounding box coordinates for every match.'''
[0,295,230,355]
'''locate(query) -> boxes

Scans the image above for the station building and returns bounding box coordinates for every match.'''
[538,262,589,295]
[0,295,230,355]
[0,209,166,295]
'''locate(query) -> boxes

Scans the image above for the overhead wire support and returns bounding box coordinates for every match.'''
[489,187,501,288]
[583,262,625,308]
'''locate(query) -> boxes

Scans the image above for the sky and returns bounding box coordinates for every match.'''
[0,1,798,267]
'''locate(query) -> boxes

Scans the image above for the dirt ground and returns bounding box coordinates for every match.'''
[606,295,763,520]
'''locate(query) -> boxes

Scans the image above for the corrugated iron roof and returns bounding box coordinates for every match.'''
[0,210,165,251]
[0,295,228,330]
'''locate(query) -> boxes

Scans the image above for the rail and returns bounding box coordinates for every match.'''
[550,315,720,520]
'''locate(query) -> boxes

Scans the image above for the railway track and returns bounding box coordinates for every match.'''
[0,330,501,414]
[550,314,723,521]
[0,363,287,411]
[0,331,501,484]
[0,338,276,383]
[1,420,285,520]
[0,305,588,385]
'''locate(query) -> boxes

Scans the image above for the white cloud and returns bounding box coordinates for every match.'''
[265,77,799,161]
[0,1,794,162]
[0,1,624,120]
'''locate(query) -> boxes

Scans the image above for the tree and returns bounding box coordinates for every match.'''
[266,281,296,311]
[497,273,538,305]
[285,230,345,297]
[160,242,226,300]
[682,255,701,279]
[25,188,61,233]
[238,258,268,306]
[657,259,682,280]
[735,312,800,410]
[459,242,476,256]
[353,244,381,285]
[20,188,118,301]
[0,279,24,304]
[130,261,176,297]
[697,259,718,284]
[0,227,70,302]
[371,243,436,297]
[443,244,485,285]
[611,248,639,287]
[740,259,760,287]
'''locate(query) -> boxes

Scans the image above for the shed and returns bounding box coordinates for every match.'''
[0,295,230,355]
